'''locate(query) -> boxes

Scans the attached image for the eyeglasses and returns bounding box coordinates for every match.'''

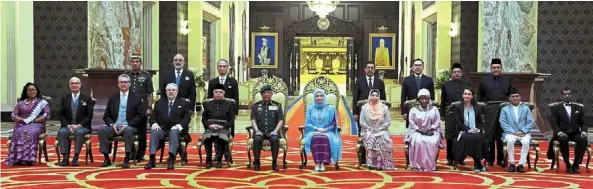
[174,59,183,61]
[118,81,130,83]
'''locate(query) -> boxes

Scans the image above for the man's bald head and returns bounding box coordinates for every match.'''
[69,77,82,93]
[173,54,185,70]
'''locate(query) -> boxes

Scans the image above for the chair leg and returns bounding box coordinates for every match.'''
[282,146,288,169]
[587,146,591,173]
[54,141,61,164]
[228,141,233,167]
[247,145,252,168]
[197,142,203,166]
[37,139,43,164]
[533,146,540,172]
[299,145,307,169]
[160,146,165,163]
[404,145,410,170]
[356,143,362,169]
[180,141,187,166]
[112,141,118,163]
[554,145,560,172]
[134,141,139,165]
[43,141,49,162]
[527,151,531,169]
[502,144,508,171]
[85,141,89,165]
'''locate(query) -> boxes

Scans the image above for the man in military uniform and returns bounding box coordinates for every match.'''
[440,63,472,165]
[477,58,512,167]
[125,54,154,161]
[201,84,235,168]
[251,85,284,171]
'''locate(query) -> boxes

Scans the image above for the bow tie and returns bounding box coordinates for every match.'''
[563,102,571,106]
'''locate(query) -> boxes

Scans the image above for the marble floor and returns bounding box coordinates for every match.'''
[0,109,409,138]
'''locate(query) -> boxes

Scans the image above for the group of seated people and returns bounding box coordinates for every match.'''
[4,78,589,174]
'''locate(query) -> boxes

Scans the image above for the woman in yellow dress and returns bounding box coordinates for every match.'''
[374,39,390,67]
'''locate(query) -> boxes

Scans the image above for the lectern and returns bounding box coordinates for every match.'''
[465,72,552,139]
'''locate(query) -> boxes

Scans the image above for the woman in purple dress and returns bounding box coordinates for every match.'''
[5,83,51,166]
[304,89,342,172]
[404,88,444,171]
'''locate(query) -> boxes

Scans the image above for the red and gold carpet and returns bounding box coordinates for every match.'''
[1,135,592,189]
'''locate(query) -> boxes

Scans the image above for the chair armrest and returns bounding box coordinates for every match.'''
[299,126,305,131]
[337,126,342,133]
[246,126,253,139]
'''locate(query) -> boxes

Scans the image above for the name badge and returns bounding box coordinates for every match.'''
[269,106,278,110]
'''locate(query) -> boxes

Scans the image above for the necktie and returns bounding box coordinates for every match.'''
[168,101,173,117]
[415,76,422,89]
[175,71,181,86]
[73,94,78,106]
[117,94,127,124]
[368,78,372,89]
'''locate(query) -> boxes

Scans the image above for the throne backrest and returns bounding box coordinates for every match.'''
[303,76,340,109]
[404,99,438,112]
[357,100,391,108]
[251,74,289,112]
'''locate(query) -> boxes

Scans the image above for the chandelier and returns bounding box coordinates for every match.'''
[307,1,339,18]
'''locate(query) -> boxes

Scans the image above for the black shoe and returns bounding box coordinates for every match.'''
[566,167,574,174]
[497,162,504,167]
[254,165,260,171]
[71,160,79,167]
[216,161,223,168]
[573,165,581,174]
[121,162,130,168]
[167,158,175,170]
[517,165,525,173]
[458,160,466,165]
[508,164,516,172]
[446,160,453,166]
[272,163,279,171]
[59,160,69,167]
[368,166,375,170]
[144,160,156,169]
[206,162,213,169]
[100,160,112,167]
[487,162,494,167]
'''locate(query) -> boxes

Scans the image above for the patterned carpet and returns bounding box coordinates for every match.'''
[1,135,592,189]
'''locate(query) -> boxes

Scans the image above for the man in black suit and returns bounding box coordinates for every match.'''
[207,59,239,163]
[57,77,94,167]
[145,83,191,170]
[548,87,588,174]
[477,58,512,167]
[401,59,435,127]
[352,61,386,125]
[97,74,147,168]
[160,54,196,111]
[207,59,239,136]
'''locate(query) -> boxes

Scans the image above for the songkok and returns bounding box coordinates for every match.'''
[260,85,273,93]
[491,58,502,65]
[510,88,520,95]
[214,84,225,90]
[262,38,268,42]
[131,54,142,61]
[417,88,431,98]
[451,63,462,70]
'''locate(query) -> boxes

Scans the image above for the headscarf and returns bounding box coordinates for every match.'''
[417,88,432,110]
[313,89,328,109]
[366,89,384,121]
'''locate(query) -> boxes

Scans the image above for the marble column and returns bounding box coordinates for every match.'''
[480,1,537,72]
[88,1,142,69]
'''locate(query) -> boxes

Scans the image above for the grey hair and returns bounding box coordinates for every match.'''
[217,59,229,66]
[166,83,178,90]
[118,74,130,81]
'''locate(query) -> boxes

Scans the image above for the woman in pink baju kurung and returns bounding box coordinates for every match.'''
[404,89,444,171]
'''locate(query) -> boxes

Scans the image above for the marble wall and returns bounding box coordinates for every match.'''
[480,1,537,72]
[88,1,142,69]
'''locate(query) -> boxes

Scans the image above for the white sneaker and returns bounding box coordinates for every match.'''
[315,164,320,171]
[320,164,326,172]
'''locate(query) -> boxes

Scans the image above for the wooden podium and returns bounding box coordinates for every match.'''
[465,72,552,139]
[79,69,157,127]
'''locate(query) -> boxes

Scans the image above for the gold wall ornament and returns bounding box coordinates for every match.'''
[377,26,389,32]
[317,18,330,30]
[259,25,270,31]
